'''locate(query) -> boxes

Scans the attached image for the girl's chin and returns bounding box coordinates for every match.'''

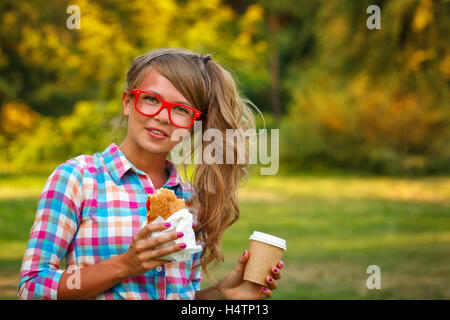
[141,138,171,154]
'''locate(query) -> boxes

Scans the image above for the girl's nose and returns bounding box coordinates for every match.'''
[153,105,170,123]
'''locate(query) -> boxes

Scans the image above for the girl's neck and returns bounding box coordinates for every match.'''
[119,138,169,187]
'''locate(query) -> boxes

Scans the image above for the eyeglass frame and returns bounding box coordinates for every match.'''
[129,89,202,129]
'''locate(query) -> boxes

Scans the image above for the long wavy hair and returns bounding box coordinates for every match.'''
[123,48,259,277]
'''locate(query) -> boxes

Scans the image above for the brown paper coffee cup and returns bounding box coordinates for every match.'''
[243,231,287,286]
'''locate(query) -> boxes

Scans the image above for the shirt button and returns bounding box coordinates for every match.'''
[155,266,163,272]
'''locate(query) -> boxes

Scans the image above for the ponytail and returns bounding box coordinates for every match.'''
[192,58,257,277]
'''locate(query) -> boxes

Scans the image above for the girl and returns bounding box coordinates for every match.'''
[18,48,284,300]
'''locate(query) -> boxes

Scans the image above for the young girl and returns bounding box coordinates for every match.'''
[18,48,284,300]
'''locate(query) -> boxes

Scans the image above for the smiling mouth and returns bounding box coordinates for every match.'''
[149,129,166,136]
[146,127,169,137]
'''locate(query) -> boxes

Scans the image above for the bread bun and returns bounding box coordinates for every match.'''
[146,188,185,223]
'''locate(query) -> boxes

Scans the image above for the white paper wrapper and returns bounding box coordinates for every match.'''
[140,208,202,262]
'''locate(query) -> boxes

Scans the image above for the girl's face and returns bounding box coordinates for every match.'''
[121,69,193,155]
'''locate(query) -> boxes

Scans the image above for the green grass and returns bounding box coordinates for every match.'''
[0,171,449,299]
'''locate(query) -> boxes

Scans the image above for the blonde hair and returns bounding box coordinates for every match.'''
[124,48,259,277]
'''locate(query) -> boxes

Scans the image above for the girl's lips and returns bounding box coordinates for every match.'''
[146,127,169,136]
[147,129,168,140]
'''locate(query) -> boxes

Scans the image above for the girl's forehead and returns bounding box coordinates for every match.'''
[139,69,190,105]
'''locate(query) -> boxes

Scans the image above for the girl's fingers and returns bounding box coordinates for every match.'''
[140,242,186,263]
[135,231,183,253]
[261,286,272,299]
[271,266,282,280]
[152,242,187,260]
[135,222,171,241]
[266,276,278,290]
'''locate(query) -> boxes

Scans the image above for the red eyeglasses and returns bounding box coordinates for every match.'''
[130,89,202,129]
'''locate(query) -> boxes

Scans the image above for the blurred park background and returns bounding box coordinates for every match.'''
[0,0,449,299]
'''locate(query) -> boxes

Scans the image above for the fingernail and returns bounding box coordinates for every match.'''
[242,250,247,256]
[177,232,184,238]
[268,277,273,282]
[164,223,171,227]
[273,267,279,273]
[262,287,267,291]
[179,243,186,248]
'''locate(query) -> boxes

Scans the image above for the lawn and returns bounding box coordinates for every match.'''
[0,170,449,299]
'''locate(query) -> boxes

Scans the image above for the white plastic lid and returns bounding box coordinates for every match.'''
[249,231,287,251]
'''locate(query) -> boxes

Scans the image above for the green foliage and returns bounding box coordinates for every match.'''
[0,0,269,170]
[279,0,450,174]
[0,0,448,174]
[3,100,126,171]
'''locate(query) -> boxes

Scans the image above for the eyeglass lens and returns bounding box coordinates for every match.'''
[137,93,195,127]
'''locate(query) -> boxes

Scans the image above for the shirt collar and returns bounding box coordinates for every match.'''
[101,143,182,188]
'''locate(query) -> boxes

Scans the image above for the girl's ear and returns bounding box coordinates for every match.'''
[121,91,131,116]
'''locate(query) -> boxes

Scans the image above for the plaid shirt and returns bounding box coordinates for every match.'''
[18,143,203,300]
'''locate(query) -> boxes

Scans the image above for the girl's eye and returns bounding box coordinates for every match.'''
[174,105,190,114]
[143,95,160,105]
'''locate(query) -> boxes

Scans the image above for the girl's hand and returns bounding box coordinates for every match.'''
[118,222,186,278]
[214,250,284,300]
